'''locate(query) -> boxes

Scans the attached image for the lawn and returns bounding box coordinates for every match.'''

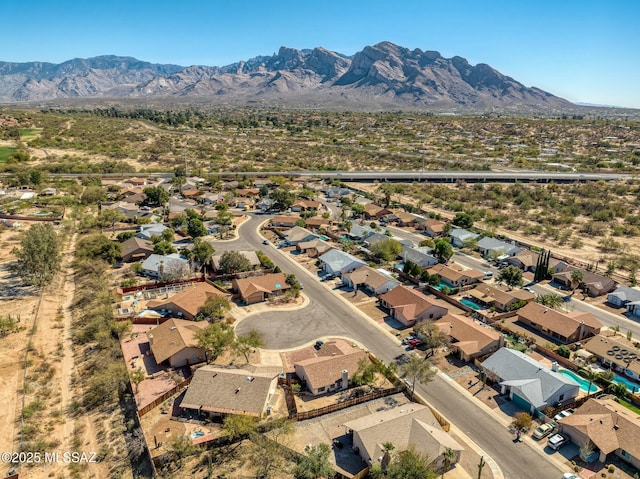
[19,128,41,141]
[618,398,640,415]
[0,146,16,162]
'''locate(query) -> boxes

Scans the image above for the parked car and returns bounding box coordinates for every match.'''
[524,287,536,294]
[553,408,575,422]
[562,474,578,479]
[262,239,270,245]
[532,423,555,440]
[547,433,569,450]
[483,271,494,279]
[314,340,324,350]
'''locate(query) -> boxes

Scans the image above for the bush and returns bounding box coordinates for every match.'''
[557,345,571,358]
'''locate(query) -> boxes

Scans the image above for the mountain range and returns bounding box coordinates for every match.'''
[0,41,573,111]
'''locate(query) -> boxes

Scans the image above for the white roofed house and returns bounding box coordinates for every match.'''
[141,254,190,279]
[401,246,438,268]
[318,249,367,277]
[137,223,170,241]
[476,237,521,258]
[282,225,319,246]
[449,228,479,248]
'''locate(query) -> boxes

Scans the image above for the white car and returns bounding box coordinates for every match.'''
[553,408,575,422]
[532,423,555,440]
[547,433,569,450]
[562,474,578,479]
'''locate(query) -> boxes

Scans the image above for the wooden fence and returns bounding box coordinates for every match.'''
[138,375,193,417]
[292,387,404,421]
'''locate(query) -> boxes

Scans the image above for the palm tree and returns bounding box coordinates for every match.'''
[441,447,456,479]
[584,369,600,397]
[570,269,584,291]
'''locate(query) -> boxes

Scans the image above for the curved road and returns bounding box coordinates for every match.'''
[226,214,564,479]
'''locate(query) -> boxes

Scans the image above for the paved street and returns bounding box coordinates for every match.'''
[224,214,565,479]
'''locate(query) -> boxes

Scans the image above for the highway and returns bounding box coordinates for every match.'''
[225,214,564,479]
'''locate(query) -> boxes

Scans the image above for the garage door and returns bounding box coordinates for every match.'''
[511,392,532,412]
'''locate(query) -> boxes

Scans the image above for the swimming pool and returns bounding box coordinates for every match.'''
[459,298,482,311]
[613,373,640,394]
[559,369,599,394]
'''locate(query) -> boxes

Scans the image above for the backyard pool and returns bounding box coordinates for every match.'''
[319,235,329,241]
[559,369,599,394]
[459,298,482,311]
[613,373,640,394]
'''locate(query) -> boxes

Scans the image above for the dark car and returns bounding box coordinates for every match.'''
[314,340,324,350]
[332,439,344,449]
[262,240,269,245]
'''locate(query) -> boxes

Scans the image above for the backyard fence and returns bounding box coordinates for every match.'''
[138,375,193,417]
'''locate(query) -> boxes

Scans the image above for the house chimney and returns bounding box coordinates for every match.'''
[341,369,349,390]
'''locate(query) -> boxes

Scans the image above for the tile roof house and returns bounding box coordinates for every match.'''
[481,348,580,413]
[146,318,208,367]
[283,226,319,245]
[120,237,154,263]
[401,246,438,268]
[607,285,640,308]
[558,398,640,468]
[292,200,323,212]
[342,266,400,296]
[582,334,640,383]
[419,218,447,237]
[476,237,521,258]
[305,217,332,230]
[343,404,464,471]
[516,302,602,344]
[435,314,505,361]
[232,273,290,304]
[363,204,393,220]
[391,210,419,227]
[379,286,449,327]
[294,347,367,396]
[271,215,301,228]
[552,267,616,297]
[426,263,484,288]
[141,254,190,279]
[180,365,279,418]
[296,239,333,257]
[449,228,480,248]
[466,284,534,312]
[318,249,367,276]
[147,282,229,321]
[505,250,568,273]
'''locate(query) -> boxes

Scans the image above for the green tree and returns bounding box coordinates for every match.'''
[12,223,61,286]
[370,239,402,262]
[497,265,523,289]
[233,329,265,362]
[433,239,454,263]
[512,411,533,431]
[221,414,258,441]
[218,251,253,274]
[81,185,106,204]
[351,203,365,218]
[399,355,436,400]
[187,217,207,238]
[441,447,457,479]
[453,212,474,229]
[143,185,170,206]
[161,228,175,243]
[419,238,435,249]
[293,443,334,479]
[196,322,234,363]
[153,240,176,256]
[116,231,136,242]
[76,234,122,264]
[570,269,584,291]
[414,321,449,358]
[197,296,232,321]
[386,448,437,479]
[535,293,563,309]
[96,208,126,230]
[130,369,145,393]
[270,188,295,211]
[584,369,600,397]
[192,238,215,273]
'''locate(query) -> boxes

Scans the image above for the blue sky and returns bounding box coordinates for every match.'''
[1,0,638,108]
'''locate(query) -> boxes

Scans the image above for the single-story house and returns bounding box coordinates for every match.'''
[379,285,449,327]
[211,251,261,272]
[342,266,400,296]
[401,246,438,268]
[180,365,280,418]
[296,239,333,257]
[467,284,534,312]
[626,301,640,318]
[435,314,505,362]
[318,249,367,277]
[232,272,291,304]
[121,237,154,263]
[426,263,484,288]
[481,348,580,414]
[325,187,351,199]
[294,345,367,396]
[137,223,170,241]
[364,233,405,249]
[147,318,208,367]
[419,219,447,237]
[552,267,616,297]
[505,250,568,273]
[558,398,640,469]
[141,254,190,279]
[347,224,377,241]
[121,192,147,204]
[343,404,464,471]
[292,200,323,212]
[476,237,521,258]
[363,204,393,220]
[449,228,480,248]
[147,282,230,320]
[582,334,640,383]
[271,215,301,228]
[125,177,148,186]
[607,285,640,308]
[305,217,332,230]
[104,201,150,220]
[516,302,602,344]
[283,226,319,246]
[391,211,420,227]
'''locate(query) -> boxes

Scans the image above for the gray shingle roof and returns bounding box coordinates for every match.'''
[608,285,640,303]
[319,249,366,271]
